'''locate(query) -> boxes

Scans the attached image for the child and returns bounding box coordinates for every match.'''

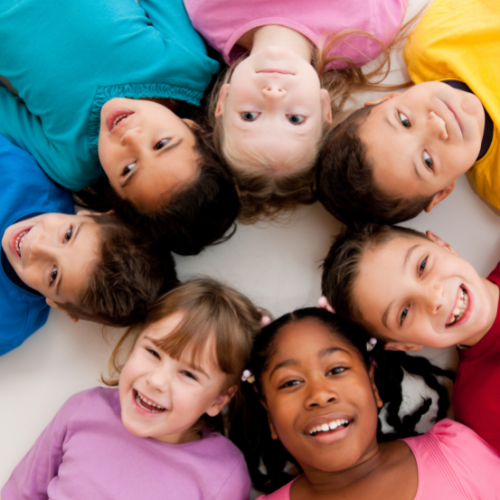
[234,308,500,498]
[0,0,238,256]
[317,0,497,225]
[0,134,177,356]
[2,279,263,499]
[322,223,500,452]
[184,0,409,222]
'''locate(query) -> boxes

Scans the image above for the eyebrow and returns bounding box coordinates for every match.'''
[56,222,84,296]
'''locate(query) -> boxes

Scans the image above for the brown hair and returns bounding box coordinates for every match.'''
[321,223,430,326]
[316,105,435,225]
[57,214,178,326]
[75,126,240,256]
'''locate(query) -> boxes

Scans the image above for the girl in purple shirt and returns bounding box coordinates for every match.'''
[3,279,263,500]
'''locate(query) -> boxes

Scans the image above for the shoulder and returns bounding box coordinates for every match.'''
[255,480,293,500]
[60,387,119,420]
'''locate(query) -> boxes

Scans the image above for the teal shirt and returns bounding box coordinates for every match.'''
[0,0,219,190]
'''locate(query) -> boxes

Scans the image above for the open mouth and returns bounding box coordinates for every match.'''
[9,227,32,260]
[133,390,166,413]
[446,286,469,327]
[15,230,29,257]
[308,418,350,437]
[106,108,135,132]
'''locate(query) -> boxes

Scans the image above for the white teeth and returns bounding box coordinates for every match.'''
[113,114,129,128]
[308,419,349,436]
[135,391,165,412]
[448,287,468,326]
[15,231,28,256]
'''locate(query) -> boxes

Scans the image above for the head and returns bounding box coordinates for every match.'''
[106,279,263,444]
[82,125,239,255]
[322,224,498,350]
[233,308,452,491]
[2,211,178,326]
[211,47,332,222]
[317,82,485,224]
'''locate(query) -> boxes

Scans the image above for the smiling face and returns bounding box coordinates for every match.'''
[1,212,101,305]
[359,82,485,208]
[216,46,332,172]
[98,98,199,210]
[354,233,499,350]
[119,312,234,444]
[260,318,382,473]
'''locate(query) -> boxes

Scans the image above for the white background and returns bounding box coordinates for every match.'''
[2,0,500,488]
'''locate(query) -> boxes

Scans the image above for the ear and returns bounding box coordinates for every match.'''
[424,180,457,212]
[364,92,400,107]
[205,384,238,417]
[182,118,201,131]
[215,84,230,118]
[77,209,91,216]
[46,298,79,323]
[260,399,279,440]
[425,230,459,256]
[368,364,383,409]
[384,342,423,352]
[320,88,333,125]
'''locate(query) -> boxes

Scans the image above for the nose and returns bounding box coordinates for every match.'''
[421,281,444,314]
[262,85,286,100]
[304,377,338,409]
[147,365,171,391]
[427,111,449,140]
[119,126,143,148]
[29,234,51,260]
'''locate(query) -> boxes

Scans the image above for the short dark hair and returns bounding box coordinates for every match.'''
[316,105,435,225]
[75,126,240,256]
[321,223,429,326]
[57,214,178,326]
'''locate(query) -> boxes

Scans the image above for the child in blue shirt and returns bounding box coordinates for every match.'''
[0,0,238,256]
[0,135,177,356]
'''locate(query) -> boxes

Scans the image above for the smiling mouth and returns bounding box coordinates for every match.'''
[106,108,135,132]
[446,286,469,326]
[15,230,29,257]
[308,418,350,436]
[134,390,166,413]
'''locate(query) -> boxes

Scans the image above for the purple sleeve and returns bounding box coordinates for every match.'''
[1,394,83,500]
[214,455,251,500]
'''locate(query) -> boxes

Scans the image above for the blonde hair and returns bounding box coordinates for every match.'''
[209,25,412,224]
[104,278,264,389]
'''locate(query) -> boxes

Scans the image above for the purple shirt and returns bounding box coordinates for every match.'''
[184,0,408,70]
[2,387,250,500]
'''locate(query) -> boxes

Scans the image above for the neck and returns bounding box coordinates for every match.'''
[238,25,313,63]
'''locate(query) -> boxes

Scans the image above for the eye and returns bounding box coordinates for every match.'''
[122,162,136,176]
[182,370,198,381]
[400,306,409,326]
[49,266,58,286]
[423,151,433,170]
[146,348,160,360]
[241,112,259,121]
[63,227,73,243]
[279,379,301,389]
[398,112,411,128]
[419,256,428,275]
[154,139,170,150]
[328,366,346,375]
[287,115,305,125]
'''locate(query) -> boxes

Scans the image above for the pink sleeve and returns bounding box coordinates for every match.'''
[1,393,84,500]
[214,455,251,500]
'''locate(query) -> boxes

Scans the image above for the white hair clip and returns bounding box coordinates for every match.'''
[366,338,377,352]
[260,315,271,327]
[241,369,255,384]
[318,296,335,313]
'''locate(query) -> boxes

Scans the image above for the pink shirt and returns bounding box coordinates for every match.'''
[183,0,408,70]
[257,420,500,499]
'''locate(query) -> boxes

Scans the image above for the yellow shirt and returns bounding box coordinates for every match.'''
[403,0,500,210]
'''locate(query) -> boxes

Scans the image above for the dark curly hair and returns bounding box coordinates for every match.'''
[75,126,240,256]
[316,105,435,224]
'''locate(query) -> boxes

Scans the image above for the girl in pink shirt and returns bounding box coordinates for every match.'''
[184,0,408,223]
[233,308,500,499]
[3,279,264,500]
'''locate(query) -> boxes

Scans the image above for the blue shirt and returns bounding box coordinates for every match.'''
[0,135,74,356]
[0,0,219,191]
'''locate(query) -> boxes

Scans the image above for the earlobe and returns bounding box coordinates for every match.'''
[384,342,423,352]
[46,298,79,323]
[425,230,459,255]
[260,400,279,440]
[368,365,384,409]
[205,385,237,417]
[424,181,457,213]
[215,84,230,118]
[364,93,400,107]
[320,89,333,124]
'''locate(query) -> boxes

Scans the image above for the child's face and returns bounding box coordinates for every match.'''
[354,232,499,350]
[99,98,199,209]
[359,82,485,210]
[1,212,101,305]
[261,318,382,473]
[216,46,332,171]
[119,312,234,444]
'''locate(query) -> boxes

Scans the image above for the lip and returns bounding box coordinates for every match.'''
[304,412,352,435]
[446,284,472,328]
[442,100,463,137]
[304,414,353,445]
[9,226,33,261]
[106,108,135,133]
[132,389,167,417]
[257,69,295,75]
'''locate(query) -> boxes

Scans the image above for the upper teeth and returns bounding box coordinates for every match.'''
[309,419,349,435]
[135,391,165,411]
[448,287,468,326]
[15,231,28,256]
[113,114,129,128]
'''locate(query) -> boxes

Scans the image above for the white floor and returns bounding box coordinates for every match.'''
[3,0,500,488]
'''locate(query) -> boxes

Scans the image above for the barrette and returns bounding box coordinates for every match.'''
[366,338,377,352]
[241,369,255,384]
[318,296,335,313]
